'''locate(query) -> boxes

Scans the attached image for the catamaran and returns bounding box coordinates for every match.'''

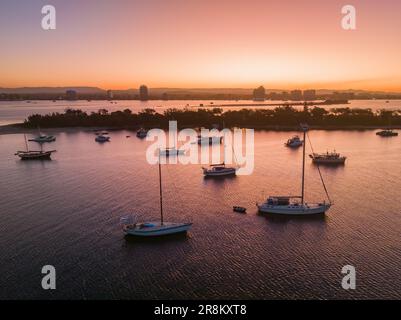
[15,134,56,160]
[120,151,192,237]
[257,124,332,215]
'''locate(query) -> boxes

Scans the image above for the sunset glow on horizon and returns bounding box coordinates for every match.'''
[1,0,401,91]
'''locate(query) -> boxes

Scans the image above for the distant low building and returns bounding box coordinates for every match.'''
[290,90,302,101]
[253,86,265,101]
[303,89,316,101]
[139,85,149,101]
[66,90,77,100]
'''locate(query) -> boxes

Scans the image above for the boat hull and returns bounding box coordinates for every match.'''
[16,151,53,160]
[257,203,331,215]
[312,159,345,165]
[203,168,236,177]
[124,222,192,237]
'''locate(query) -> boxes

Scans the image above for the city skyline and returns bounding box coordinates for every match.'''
[1,0,401,90]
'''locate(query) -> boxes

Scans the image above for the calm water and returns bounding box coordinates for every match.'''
[0,130,400,299]
[1,99,401,126]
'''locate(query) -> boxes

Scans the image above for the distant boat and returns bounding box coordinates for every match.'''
[202,132,237,177]
[95,135,110,142]
[257,124,332,215]
[376,129,398,137]
[309,151,346,165]
[159,147,185,156]
[202,163,236,177]
[136,128,148,138]
[120,152,192,237]
[28,128,56,143]
[197,135,222,145]
[285,135,303,148]
[15,134,56,160]
[233,206,247,213]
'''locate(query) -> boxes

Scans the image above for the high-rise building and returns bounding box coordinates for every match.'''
[107,90,113,100]
[303,89,316,101]
[290,90,302,101]
[139,85,149,101]
[253,86,265,101]
[65,90,77,100]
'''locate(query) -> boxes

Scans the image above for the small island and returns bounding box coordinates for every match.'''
[11,106,401,131]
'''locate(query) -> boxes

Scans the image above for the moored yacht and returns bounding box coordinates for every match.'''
[257,124,332,215]
[136,128,148,138]
[15,134,56,160]
[120,152,192,237]
[202,163,236,177]
[285,135,303,148]
[95,134,110,142]
[309,151,346,165]
[376,129,398,137]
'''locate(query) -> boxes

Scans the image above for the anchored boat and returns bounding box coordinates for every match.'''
[28,128,56,143]
[285,135,303,148]
[257,124,332,215]
[309,151,346,165]
[136,128,148,138]
[15,134,56,160]
[120,152,192,237]
[95,134,110,142]
[376,129,398,137]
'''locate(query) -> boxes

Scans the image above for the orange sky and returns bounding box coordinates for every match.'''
[1,0,401,91]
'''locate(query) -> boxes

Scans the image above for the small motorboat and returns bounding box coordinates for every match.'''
[309,151,346,165]
[285,135,303,148]
[136,128,148,138]
[376,129,398,137]
[233,206,247,213]
[95,135,110,142]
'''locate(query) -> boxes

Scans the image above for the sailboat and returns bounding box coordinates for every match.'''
[15,134,56,160]
[257,124,332,215]
[120,151,192,237]
[202,130,237,177]
[28,127,56,143]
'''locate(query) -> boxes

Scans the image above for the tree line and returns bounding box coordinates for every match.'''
[23,106,401,129]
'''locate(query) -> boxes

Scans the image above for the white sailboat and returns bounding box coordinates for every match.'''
[202,130,237,177]
[257,124,332,215]
[120,152,192,237]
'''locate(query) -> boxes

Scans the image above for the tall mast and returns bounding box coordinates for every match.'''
[301,126,306,205]
[158,152,164,225]
[24,134,29,152]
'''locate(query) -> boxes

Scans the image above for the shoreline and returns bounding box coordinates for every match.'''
[1,123,400,135]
